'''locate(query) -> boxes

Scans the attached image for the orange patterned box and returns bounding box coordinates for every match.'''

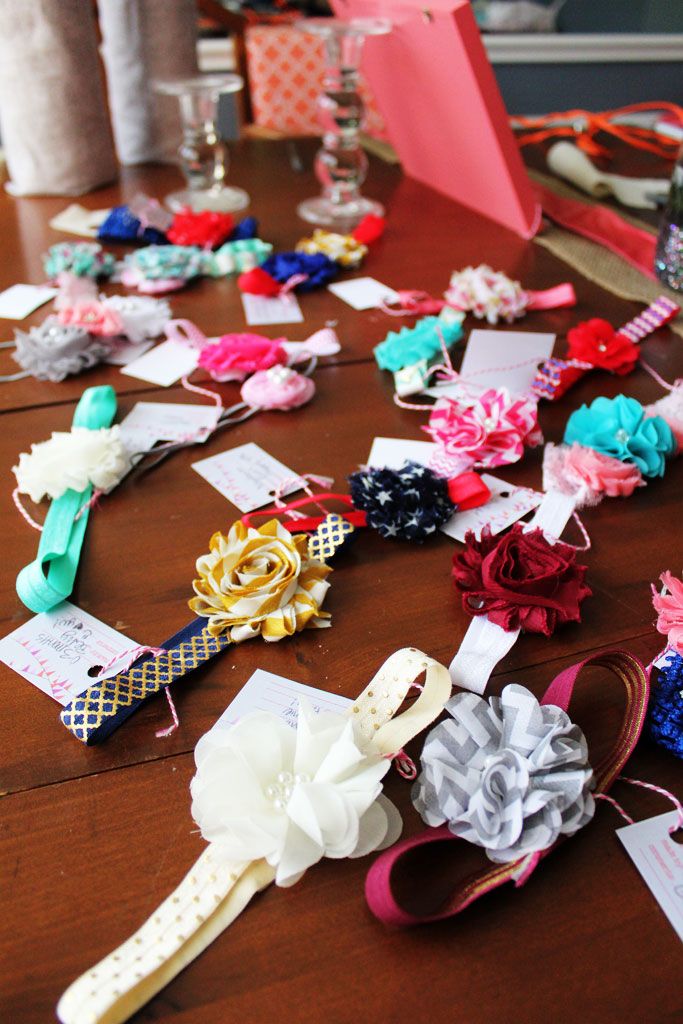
[245,25,387,139]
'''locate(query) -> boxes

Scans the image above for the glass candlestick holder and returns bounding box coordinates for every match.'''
[654,147,683,292]
[296,17,391,229]
[154,74,249,214]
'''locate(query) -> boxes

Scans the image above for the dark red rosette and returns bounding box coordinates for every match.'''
[167,209,235,249]
[566,318,639,376]
[452,524,591,635]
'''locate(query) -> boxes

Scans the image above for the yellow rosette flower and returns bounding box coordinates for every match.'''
[189,519,331,641]
[296,229,367,268]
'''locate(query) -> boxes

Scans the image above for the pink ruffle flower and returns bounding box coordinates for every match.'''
[57,301,124,337]
[652,571,683,655]
[198,333,288,382]
[424,387,542,475]
[543,442,644,506]
[241,365,315,410]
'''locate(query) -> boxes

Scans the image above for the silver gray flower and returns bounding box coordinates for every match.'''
[413,684,595,863]
[13,316,111,382]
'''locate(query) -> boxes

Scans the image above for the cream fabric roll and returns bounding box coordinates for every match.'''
[98,0,199,165]
[0,0,117,196]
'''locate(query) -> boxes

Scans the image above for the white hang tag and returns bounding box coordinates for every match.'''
[208,669,351,736]
[121,338,199,386]
[0,601,137,705]
[0,284,58,319]
[441,474,543,542]
[119,401,219,453]
[192,442,303,512]
[617,811,683,942]
[241,292,303,325]
[328,276,399,310]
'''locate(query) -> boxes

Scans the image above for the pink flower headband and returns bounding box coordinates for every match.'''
[444,264,576,325]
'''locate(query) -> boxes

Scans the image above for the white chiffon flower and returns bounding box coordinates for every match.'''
[13,425,130,502]
[191,700,402,887]
[102,295,171,343]
[413,684,595,863]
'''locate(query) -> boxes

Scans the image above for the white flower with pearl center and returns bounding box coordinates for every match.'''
[190,700,402,887]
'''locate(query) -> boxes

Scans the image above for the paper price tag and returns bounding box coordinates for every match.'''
[0,284,58,319]
[119,401,219,453]
[121,338,199,386]
[241,292,303,325]
[208,668,351,736]
[617,811,683,942]
[0,601,137,706]
[192,442,303,512]
[328,277,399,311]
[441,473,543,542]
[424,329,555,400]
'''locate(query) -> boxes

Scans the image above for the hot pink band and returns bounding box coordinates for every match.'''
[365,649,648,927]
[525,283,577,310]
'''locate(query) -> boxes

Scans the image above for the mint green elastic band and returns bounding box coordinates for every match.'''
[16,385,118,613]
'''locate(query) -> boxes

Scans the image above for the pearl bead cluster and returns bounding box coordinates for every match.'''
[265,770,310,809]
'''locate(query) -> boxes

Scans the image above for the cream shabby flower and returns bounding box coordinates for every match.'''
[102,295,171,343]
[189,519,331,641]
[413,684,595,863]
[13,425,130,503]
[191,699,402,886]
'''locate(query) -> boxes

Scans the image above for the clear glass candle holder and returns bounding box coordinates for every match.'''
[154,73,249,214]
[296,17,391,229]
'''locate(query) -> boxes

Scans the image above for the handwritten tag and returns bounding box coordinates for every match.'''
[0,601,136,706]
[208,668,351,735]
[328,277,399,311]
[617,811,683,941]
[440,473,543,542]
[425,329,556,401]
[192,442,303,512]
[0,284,58,320]
[119,401,218,454]
[121,338,199,386]
[241,292,303,325]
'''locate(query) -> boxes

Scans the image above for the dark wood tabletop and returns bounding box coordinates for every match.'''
[1,138,682,1024]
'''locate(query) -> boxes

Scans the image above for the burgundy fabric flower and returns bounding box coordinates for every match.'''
[566,318,638,375]
[452,524,591,635]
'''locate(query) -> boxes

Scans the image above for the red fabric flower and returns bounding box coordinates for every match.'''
[167,209,234,249]
[237,266,282,297]
[452,524,591,635]
[351,214,385,245]
[566,318,639,375]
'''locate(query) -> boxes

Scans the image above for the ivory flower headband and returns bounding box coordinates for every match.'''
[57,648,451,1024]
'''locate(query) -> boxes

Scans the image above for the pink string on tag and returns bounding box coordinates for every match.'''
[95,645,167,680]
[74,488,104,522]
[12,488,43,531]
[156,687,180,738]
[279,273,308,296]
[273,473,334,521]
[596,776,683,833]
[165,319,210,350]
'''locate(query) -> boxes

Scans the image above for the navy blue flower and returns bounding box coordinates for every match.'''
[98,205,168,245]
[230,216,259,241]
[650,652,683,758]
[261,251,338,292]
[349,462,455,541]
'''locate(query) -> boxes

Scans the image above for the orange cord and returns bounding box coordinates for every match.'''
[514,101,683,161]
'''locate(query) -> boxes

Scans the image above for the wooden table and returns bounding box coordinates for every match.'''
[1,139,682,1024]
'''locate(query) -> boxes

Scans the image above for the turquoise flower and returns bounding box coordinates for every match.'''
[564,394,675,478]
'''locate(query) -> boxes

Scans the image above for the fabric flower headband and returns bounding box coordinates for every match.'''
[445,264,576,325]
[59,518,333,744]
[531,296,679,401]
[1,275,171,383]
[57,647,450,1024]
[649,571,683,760]
[121,238,273,294]
[543,393,677,509]
[366,649,650,926]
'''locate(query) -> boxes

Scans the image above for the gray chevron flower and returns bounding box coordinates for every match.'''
[13,317,111,382]
[413,684,595,863]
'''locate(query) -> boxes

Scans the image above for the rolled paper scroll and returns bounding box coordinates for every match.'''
[57,648,452,1024]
